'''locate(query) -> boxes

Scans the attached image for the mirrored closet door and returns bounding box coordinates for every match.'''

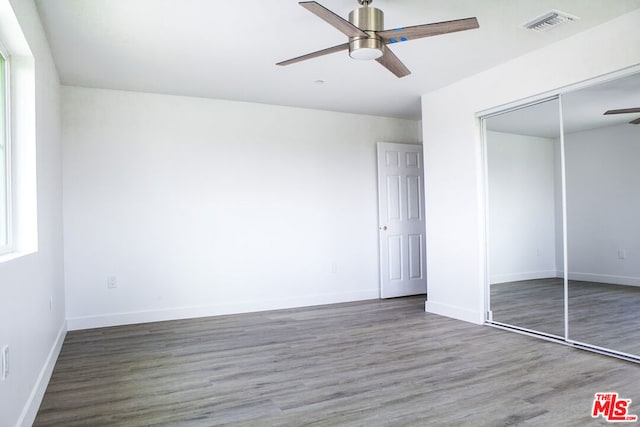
[484,69,640,361]
[563,72,640,358]
[484,97,565,339]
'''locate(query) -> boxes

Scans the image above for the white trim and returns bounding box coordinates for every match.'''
[567,339,640,363]
[556,64,640,99]
[558,94,569,341]
[490,270,559,284]
[17,321,67,427]
[0,248,35,264]
[489,323,640,364]
[480,95,559,120]
[479,116,490,322]
[67,290,379,331]
[425,300,484,325]
[489,271,640,287]
[567,272,640,288]
[489,321,564,341]
[0,44,12,256]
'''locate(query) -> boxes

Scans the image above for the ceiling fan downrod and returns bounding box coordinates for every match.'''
[357,0,373,5]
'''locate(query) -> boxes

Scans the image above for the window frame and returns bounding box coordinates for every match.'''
[0,41,12,255]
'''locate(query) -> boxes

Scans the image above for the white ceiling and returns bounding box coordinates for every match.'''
[35,0,640,120]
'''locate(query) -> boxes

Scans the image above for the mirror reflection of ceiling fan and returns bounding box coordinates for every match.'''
[277,0,479,78]
[604,108,640,125]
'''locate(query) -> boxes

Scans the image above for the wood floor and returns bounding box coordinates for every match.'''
[35,296,640,426]
[491,279,640,357]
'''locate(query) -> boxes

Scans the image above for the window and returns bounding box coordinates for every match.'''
[0,0,37,259]
[0,47,9,252]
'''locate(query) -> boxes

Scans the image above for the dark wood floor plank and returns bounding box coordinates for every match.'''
[35,296,640,426]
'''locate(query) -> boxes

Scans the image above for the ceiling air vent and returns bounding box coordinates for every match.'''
[522,10,579,32]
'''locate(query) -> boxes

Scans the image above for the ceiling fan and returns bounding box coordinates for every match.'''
[277,0,479,78]
[604,108,640,125]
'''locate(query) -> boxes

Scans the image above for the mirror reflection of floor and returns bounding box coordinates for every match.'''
[490,278,565,338]
[490,278,640,357]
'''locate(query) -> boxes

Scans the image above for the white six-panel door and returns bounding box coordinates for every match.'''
[377,142,427,298]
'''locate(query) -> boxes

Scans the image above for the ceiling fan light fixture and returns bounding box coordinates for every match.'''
[349,38,384,60]
[349,46,383,60]
[348,4,384,60]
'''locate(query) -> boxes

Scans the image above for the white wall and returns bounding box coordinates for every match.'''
[565,123,640,285]
[0,1,64,426]
[486,131,558,284]
[421,9,640,324]
[62,86,421,329]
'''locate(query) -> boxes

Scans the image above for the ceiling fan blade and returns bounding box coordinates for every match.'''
[375,46,411,78]
[276,43,349,66]
[630,117,640,125]
[604,108,640,115]
[299,1,368,38]
[377,17,479,43]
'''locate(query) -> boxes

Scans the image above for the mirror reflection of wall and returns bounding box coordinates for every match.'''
[485,98,565,337]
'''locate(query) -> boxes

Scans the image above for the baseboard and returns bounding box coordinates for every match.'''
[567,272,640,287]
[17,321,67,427]
[499,271,640,287]
[67,289,379,331]
[425,300,484,325]
[490,270,557,284]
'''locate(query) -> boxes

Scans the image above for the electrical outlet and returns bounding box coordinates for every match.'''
[2,346,9,380]
[107,276,117,289]
[329,262,337,274]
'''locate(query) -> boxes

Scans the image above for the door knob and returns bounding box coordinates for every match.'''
[380,225,388,231]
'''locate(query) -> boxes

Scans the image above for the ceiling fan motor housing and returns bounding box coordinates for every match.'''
[348,6,384,60]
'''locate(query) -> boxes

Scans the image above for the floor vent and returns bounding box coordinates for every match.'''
[522,10,579,32]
